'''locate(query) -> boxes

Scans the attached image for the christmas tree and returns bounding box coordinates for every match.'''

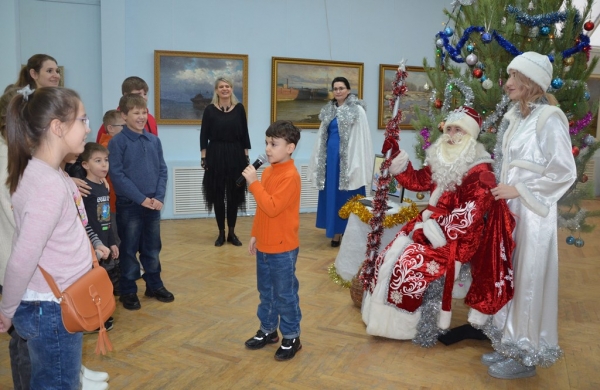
[412,0,600,239]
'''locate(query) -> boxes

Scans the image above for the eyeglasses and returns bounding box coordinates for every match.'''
[77,117,90,128]
[332,87,347,92]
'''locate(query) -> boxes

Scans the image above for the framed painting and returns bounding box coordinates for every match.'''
[371,154,404,200]
[271,57,364,129]
[378,65,430,129]
[154,50,248,125]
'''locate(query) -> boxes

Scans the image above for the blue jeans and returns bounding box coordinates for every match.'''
[12,301,82,389]
[116,197,164,295]
[256,248,301,339]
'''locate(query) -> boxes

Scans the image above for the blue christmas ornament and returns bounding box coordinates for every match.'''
[476,62,485,70]
[584,91,590,100]
[444,27,454,37]
[551,78,564,89]
[467,44,475,53]
[574,238,584,248]
[566,236,575,245]
[481,32,492,43]
[548,54,554,63]
[480,75,488,82]
[540,26,551,36]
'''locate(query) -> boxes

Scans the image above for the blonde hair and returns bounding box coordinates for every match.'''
[210,77,239,106]
[505,70,556,116]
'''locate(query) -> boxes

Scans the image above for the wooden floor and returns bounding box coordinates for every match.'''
[1,199,599,389]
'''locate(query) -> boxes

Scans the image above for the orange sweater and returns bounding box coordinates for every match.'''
[249,159,300,253]
[98,133,117,214]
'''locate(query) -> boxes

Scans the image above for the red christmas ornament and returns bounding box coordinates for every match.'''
[581,174,589,183]
[473,68,484,78]
[584,20,595,31]
[434,99,443,109]
[569,120,575,127]
[583,45,591,53]
[572,146,580,157]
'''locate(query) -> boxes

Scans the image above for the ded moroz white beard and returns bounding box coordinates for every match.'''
[426,133,477,192]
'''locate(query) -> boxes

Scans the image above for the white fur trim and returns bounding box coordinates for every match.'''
[454,261,461,281]
[437,310,452,330]
[515,182,549,217]
[509,159,545,175]
[444,115,480,139]
[468,308,490,326]
[423,219,447,248]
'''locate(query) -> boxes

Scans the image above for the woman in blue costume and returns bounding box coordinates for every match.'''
[308,77,373,247]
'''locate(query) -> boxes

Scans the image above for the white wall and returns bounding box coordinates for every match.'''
[6,0,451,218]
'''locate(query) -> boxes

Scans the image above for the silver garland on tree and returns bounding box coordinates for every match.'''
[441,78,475,114]
[481,95,512,132]
[557,209,587,230]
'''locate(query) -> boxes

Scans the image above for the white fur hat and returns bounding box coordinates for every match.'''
[443,106,482,139]
[507,51,553,91]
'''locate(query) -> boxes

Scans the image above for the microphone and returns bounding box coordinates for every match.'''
[236,154,267,187]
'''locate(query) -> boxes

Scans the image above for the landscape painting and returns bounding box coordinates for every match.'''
[379,65,430,130]
[271,57,363,129]
[154,50,248,125]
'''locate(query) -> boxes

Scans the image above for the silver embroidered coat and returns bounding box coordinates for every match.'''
[487,104,576,367]
[307,95,374,191]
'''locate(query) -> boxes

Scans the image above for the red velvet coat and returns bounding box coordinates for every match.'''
[373,160,514,315]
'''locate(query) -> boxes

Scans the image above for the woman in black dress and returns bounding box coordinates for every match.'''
[200,77,251,246]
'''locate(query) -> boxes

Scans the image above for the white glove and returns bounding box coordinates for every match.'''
[389,150,409,176]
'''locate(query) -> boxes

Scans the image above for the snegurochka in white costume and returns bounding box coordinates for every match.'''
[478,51,577,380]
[362,106,516,347]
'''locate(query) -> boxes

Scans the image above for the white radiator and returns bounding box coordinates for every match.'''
[172,164,319,216]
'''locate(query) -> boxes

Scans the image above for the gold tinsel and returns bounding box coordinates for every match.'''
[328,263,352,288]
[338,195,419,228]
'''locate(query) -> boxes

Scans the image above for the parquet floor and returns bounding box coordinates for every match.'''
[1,199,599,389]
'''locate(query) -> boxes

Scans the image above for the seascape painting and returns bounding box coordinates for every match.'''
[379,65,430,130]
[154,50,248,125]
[271,57,364,129]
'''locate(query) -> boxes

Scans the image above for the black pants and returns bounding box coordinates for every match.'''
[213,184,239,231]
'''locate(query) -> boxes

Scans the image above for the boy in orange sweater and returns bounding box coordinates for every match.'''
[241,120,302,361]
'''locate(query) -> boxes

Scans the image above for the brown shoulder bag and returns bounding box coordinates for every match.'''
[38,244,115,355]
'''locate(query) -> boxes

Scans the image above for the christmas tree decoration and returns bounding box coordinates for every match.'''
[584,20,595,31]
[581,174,588,183]
[551,77,564,89]
[445,26,454,37]
[564,56,574,66]
[413,0,599,237]
[574,238,585,248]
[566,236,575,245]
[436,38,444,48]
[540,26,551,36]
[416,192,425,200]
[466,53,478,65]
[572,146,580,157]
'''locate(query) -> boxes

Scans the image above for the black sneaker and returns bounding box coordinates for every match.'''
[245,329,279,350]
[274,337,302,361]
[120,293,141,310]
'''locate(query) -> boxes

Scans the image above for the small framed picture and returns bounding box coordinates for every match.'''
[371,154,404,200]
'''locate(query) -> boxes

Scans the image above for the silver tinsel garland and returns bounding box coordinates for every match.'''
[412,278,446,347]
[481,95,511,132]
[474,318,563,368]
[492,117,511,182]
[557,208,587,230]
[442,78,474,114]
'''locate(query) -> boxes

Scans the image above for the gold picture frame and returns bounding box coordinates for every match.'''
[271,57,364,129]
[154,50,248,125]
[378,65,429,130]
